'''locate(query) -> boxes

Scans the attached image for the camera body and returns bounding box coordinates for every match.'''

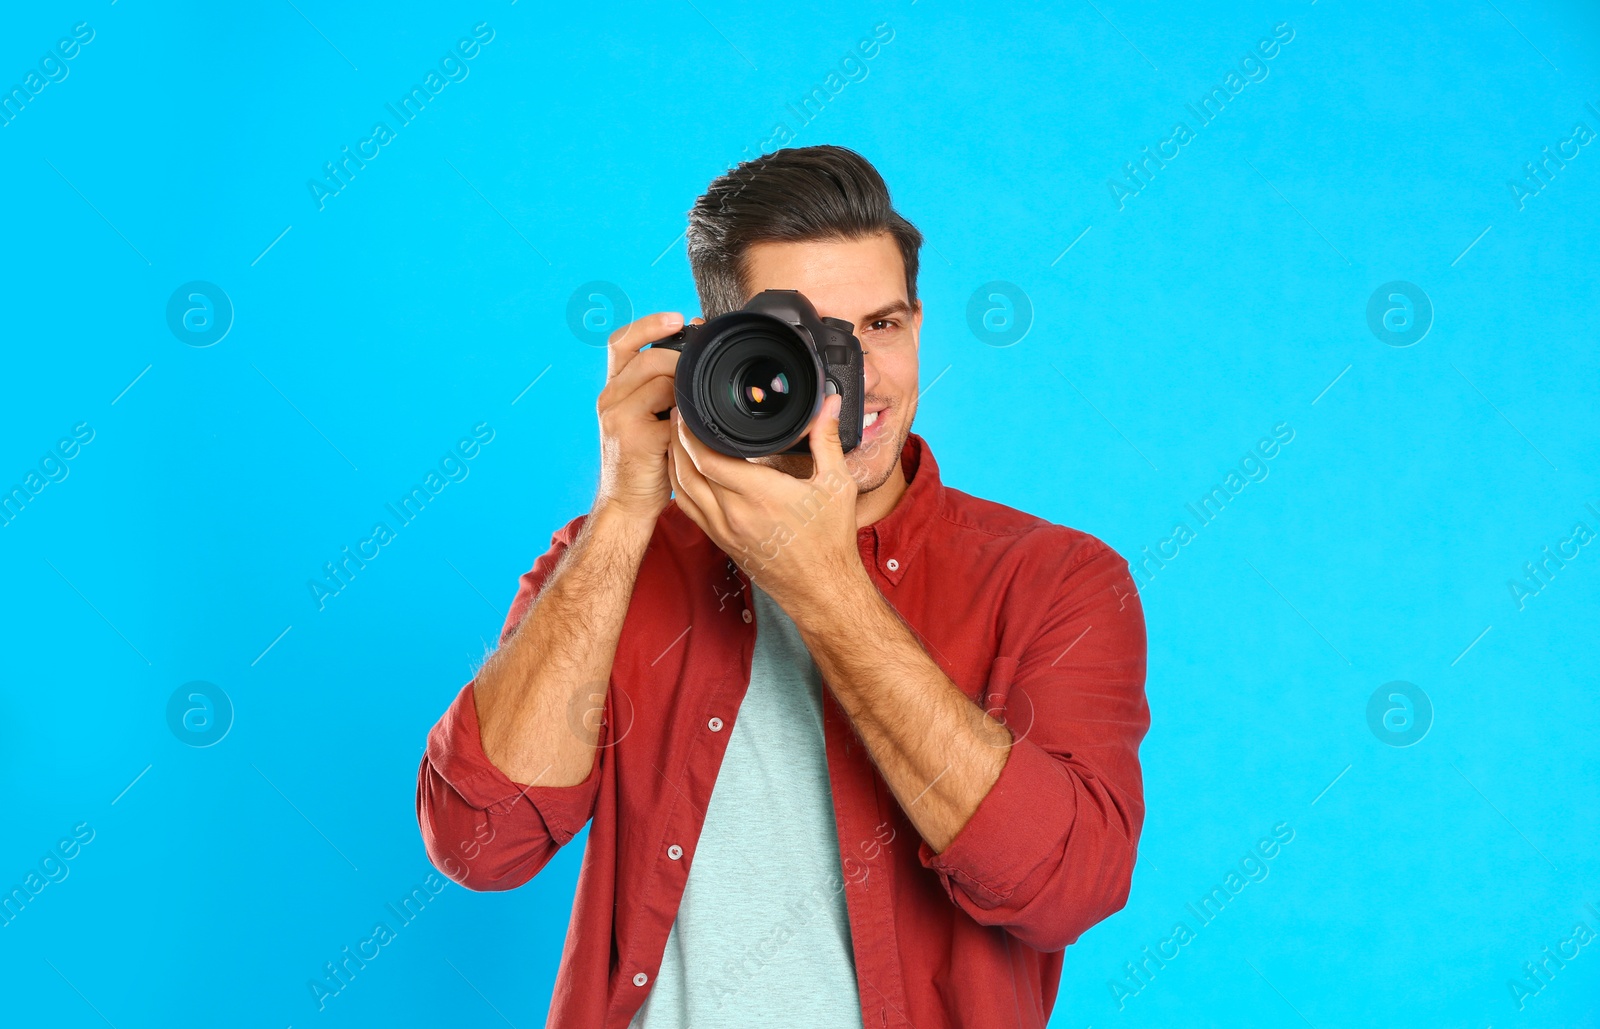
[649,289,865,458]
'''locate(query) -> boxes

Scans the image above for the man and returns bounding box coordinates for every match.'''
[416,145,1149,1028]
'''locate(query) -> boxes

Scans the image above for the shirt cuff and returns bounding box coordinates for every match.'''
[424,681,600,845]
[916,737,1075,907]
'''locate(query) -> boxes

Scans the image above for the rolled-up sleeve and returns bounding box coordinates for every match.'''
[416,514,601,892]
[917,538,1149,952]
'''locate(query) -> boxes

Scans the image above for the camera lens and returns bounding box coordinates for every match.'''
[732,359,792,418]
[696,320,818,453]
[665,290,861,459]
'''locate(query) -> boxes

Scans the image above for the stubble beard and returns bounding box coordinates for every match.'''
[753,396,913,494]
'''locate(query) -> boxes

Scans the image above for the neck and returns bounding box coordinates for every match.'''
[855,456,909,529]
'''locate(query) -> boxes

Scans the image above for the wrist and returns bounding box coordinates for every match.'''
[587,498,660,551]
[784,557,879,635]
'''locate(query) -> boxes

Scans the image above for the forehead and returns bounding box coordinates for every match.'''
[741,234,906,316]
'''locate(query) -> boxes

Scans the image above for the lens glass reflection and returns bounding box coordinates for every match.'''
[734,359,791,417]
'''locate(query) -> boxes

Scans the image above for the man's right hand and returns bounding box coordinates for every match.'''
[473,312,696,788]
[593,311,691,523]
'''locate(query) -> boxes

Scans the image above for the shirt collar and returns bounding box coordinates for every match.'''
[859,431,944,587]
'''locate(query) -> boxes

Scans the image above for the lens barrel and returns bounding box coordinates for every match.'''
[667,311,823,457]
[695,321,817,452]
[648,290,863,458]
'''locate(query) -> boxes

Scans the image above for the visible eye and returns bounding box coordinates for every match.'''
[867,319,898,332]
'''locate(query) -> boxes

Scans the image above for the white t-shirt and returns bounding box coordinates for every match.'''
[628,585,865,1028]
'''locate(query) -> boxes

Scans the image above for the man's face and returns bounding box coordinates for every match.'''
[738,233,922,494]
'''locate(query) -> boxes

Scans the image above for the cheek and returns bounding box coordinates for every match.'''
[869,349,917,397]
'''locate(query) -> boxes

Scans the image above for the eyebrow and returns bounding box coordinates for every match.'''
[858,300,914,325]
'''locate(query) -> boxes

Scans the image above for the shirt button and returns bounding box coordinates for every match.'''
[667,844,683,860]
[741,608,752,623]
[886,558,900,572]
[633,972,649,987]
[708,716,724,732]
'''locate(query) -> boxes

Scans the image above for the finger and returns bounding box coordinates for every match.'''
[599,372,675,437]
[605,375,677,458]
[808,393,850,483]
[610,372,677,422]
[674,408,764,495]
[607,311,685,381]
[600,314,702,412]
[599,351,679,414]
[667,446,710,533]
[670,413,733,538]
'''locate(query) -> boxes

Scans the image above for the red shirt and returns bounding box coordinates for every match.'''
[416,432,1149,1029]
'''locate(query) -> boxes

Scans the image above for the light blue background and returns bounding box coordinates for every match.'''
[2,1,1596,1026]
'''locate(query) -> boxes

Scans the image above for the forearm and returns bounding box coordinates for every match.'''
[473,502,655,786]
[790,568,1010,853]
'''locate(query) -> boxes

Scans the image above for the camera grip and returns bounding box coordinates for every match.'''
[819,333,865,454]
[645,326,690,421]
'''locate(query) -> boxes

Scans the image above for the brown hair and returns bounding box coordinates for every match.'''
[686,145,923,318]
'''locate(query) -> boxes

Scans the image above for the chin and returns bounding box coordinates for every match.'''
[848,454,896,494]
[847,423,908,493]
[753,415,908,489]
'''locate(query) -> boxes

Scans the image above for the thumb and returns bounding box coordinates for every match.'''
[809,392,846,473]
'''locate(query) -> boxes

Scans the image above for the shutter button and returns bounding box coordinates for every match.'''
[708,717,723,732]
[886,558,900,572]
[667,844,682,860]
[633,972,649,987]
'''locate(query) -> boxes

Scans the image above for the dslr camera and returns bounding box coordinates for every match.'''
[649,290,865,458]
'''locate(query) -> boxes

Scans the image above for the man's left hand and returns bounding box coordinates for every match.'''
[667,393,867,612]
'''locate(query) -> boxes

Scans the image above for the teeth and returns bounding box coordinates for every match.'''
[863,410,880,428]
